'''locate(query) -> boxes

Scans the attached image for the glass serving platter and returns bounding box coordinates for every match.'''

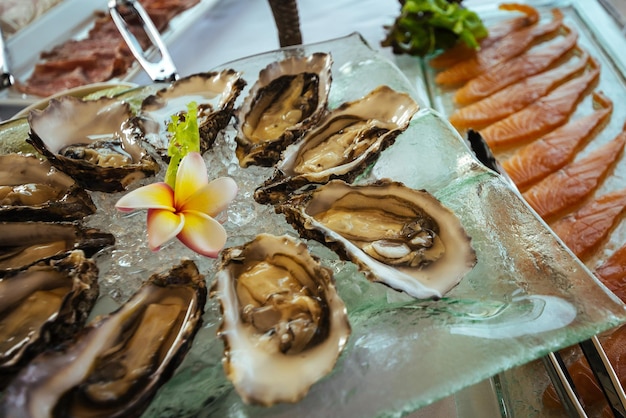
[1,32,626,418]
[413,0,626,416]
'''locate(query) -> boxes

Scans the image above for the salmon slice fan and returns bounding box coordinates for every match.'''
[522,130,626,220]
[435,9,563,87]
[450,49,589,130]
[480,58,600,150]
[595,243,626,301]
[454,26,578,105]
[502,91,612,189]
[550,188,626,260]
[429,3,540,70]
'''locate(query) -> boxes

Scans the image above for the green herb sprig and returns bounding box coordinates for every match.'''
[164,101,200,188]
[382,0,488,57]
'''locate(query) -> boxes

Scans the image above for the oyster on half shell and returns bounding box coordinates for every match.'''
[234,52,332,167]
[0,250,99,388]
[138,70,246,160]
[1,259,206,418]
[211,233,351,406]
[27,96,160,193]
[277,179,477,299]
[254,85,419,204]
[0,221,115,273]
[0,153,96,221]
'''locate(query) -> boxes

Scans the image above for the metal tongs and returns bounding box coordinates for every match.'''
[108,0,179,83]
[466,130,626,418]
[0,26,14,90]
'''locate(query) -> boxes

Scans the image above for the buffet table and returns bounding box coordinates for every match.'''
[2,0,626,417]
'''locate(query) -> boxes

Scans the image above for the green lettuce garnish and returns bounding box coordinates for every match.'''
[164,101,200,188]
[382,0,488,57]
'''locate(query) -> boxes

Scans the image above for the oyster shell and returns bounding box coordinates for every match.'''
[277,179,477,299]
[0,221,115,272]
[234,52,333,167]
[0,250,99,388]
[0,259,206,418]
[27,95,160,193]
[138,70,246,160]
[0,153,96,221]
[254,85,419,204]
[211,233,350,406]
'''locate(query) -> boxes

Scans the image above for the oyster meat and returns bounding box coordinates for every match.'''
[0,153,96,221]
[234,52,332,167]
[0,250,99,388]
[255,85,419,204]
[211,233,351,406]
[0,259,206,418]
[27,96,160,193]
[0,221,115,273]
[277,179,477,299]
[138,70,246,160]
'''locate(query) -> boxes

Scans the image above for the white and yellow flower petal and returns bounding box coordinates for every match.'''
[147,209,184,250]
[174,152,208,208]
[115,182,175,212]
[180,177,238,216]
[177,210,228,258]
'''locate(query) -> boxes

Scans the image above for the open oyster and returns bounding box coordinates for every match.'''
[234,52,332,167]
[277,179,477,299]
[0,259,206,418]
[211,233,350,406]
[0,250,99,388]
[27,96,160,193]
[138,70,246,160]
[0,221,115,272]
[0,153,96,221]
[255,85,419,204]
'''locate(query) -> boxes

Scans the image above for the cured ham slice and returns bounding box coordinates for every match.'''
[501,91,612,189]
[429,3,540,70]
[449,49,589,130]
[522,130,626,220]
[434,9,564,86]
[480,58,600,150]
[550,188,626,260]
[453,26,578,105]
[15,0,200,97]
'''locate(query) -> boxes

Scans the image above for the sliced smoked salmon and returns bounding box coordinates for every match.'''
[450,49,589,130]
[522,130,626,220]
[502,91,612,189]
[429,3,540,70]
[550,188,626,260]
[595,243,626,301]
[435,9,563,86]
[480,58,600,150]
[453,26,578,105]
[543,323,626,410]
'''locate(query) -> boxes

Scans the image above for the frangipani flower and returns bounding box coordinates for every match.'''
[115,152,237,257]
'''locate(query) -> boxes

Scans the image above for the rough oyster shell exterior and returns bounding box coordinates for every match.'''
[0,250,99,388]
[0,259,206,418]
[0,153,96,221]
[234,52,333,167]
[27,96,160,193]
[211,233,351,406]
[277,179,477,299]
[254,85,419,204]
